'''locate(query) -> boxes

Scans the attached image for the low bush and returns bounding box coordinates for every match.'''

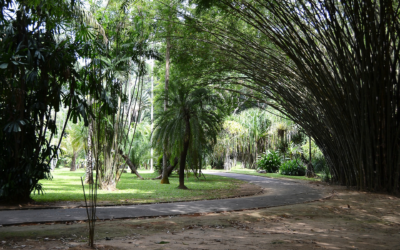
[312,156,326,172]
[257,151,281,173]
[154,155,163,174]
[210,158,224,169]
[279,160,306,176]
[312,157,331,182]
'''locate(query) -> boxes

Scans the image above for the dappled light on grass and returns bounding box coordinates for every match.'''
[31,168,245,203]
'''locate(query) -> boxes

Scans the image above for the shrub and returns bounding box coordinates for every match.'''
[279,160,306,176]
[312,157,327,172]
[277,140,289,157]
[312,157,331,182]
[210,158,224,169]
[291,131,305,145]
[154,155,163,174]
[257,151,281,173]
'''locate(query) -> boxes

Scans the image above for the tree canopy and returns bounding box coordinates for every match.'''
[1,0,399,201]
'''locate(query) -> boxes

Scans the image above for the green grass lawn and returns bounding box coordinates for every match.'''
[31,168,246,204]
[210,168,321,181]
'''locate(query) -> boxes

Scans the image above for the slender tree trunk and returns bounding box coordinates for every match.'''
[178,138,190,189]
[242,152,246,169]
[306,135,314,177]
[254,141,258,169]
[309,135,312,163]
[302,154,315,178]
[224,146,230,170]
[264,138,267,153]
[161,16,172,184]
[233,144,237,169]
[120,154,143,179]
[85,121,93,184]
[70,150,77,171]
[178,119,190,189]
[155,157,178,179]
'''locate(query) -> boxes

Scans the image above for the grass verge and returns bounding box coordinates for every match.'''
[31,168,247,204]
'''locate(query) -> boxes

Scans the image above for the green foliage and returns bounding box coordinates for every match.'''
[154,155,164,174]
[287,142,303,160]
[79,0,161,190]
[229,169,315,181]
[277,140,289,157]
[0,1,93,201]
[301,139,323,160]
[190,0,400,192]
[291,132,305,145]
[127,122,152,170]
[59,121,87,169]
[210,158,224,169]
[312,157,327,173]
[312,156,330,182]
[257,151,281,173]
[212,108,272,169]
[152,82,225,181]
[279,160,306,176]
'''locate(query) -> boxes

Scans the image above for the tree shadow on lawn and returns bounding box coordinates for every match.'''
[26,173,249,207]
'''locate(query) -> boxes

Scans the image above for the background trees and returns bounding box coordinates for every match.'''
[63,121,87,172]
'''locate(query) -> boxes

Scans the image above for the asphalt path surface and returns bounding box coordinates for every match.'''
[0,172,324,226]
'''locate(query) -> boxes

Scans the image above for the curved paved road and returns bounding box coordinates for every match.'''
[0,172,324,226]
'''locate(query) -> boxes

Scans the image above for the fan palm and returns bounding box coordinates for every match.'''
[65,122,87,171]
[152,83,224,189]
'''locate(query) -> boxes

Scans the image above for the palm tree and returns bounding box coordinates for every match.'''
[152,83,224,189]
[66,123,87,171]
[60,121,87,171]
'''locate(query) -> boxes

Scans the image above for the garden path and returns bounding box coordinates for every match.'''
[0,172,325,226]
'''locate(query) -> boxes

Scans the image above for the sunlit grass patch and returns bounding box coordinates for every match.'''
[31,168,246,204]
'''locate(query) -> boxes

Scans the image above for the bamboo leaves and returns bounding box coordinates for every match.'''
[192,0,400,192]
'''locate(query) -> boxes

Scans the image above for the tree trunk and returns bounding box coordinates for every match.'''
[155,157,178,179]
[120,154,143,179]
[233,150,237,169]
[309,135,312,163]
[51,158,58,171]
[254,141,258,169]
[301,154,315,178]
[100,147,115,191]
[70,151,77,171]
[224,150,231,170]
[85,121,93,184]
[178,119,190,189]
[161,17,172,185]
[178,138,189,189]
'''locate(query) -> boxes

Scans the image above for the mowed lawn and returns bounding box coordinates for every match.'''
[31,168,246,204]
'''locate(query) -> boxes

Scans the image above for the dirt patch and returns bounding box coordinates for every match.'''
[0,182,263,211]
[1,183,399,249]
